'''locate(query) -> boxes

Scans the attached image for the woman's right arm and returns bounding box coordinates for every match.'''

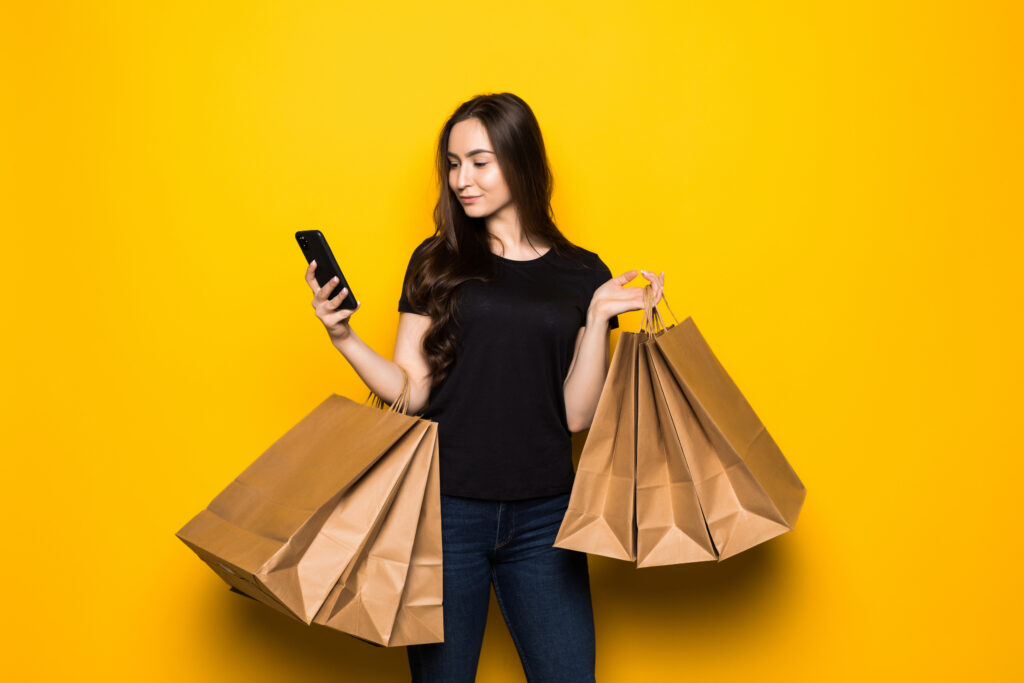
[306,259,434,414]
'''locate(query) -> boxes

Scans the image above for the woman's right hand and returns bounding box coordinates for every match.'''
[305,259,361,341]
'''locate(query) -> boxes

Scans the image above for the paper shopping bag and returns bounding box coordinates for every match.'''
[635,319,717,567]
[650,300,806,561]
[313,420,443,646]
[554,332,639,561]
[176,393,422,622]
[176,368,443,642]
[385,432,443,647]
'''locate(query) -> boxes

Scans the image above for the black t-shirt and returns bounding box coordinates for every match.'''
[397,237,619,501]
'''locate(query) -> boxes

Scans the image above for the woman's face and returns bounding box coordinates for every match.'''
[447,118,514,219]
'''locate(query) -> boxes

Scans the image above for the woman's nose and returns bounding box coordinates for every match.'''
[456,164,472,189]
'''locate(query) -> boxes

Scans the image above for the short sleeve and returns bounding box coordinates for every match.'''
[398,238,432,315]
[592,254,619,330]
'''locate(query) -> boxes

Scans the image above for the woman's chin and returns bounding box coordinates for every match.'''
[462,205,488,218]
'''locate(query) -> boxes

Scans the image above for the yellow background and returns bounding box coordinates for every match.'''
[2,1,1020,680]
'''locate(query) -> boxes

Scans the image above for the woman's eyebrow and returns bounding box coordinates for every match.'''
[446,148,494,158]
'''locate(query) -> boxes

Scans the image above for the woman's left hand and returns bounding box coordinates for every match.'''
[587,269,665,325]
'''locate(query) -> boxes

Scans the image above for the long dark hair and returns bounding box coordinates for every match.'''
[404,92,591,388]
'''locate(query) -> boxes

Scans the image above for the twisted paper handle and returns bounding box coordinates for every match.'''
[366,364,412,414]
[640,284,679,335]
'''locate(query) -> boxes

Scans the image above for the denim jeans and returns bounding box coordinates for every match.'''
[406,491,596,682]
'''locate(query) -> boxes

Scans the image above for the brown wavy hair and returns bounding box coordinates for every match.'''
[404,92,592,388]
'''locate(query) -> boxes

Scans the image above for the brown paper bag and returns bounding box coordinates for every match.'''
[554,332,639,561]
[177,368,444,644]
[649,295,806,561]
[385,432,444,646]
[313,420,442,646]
[176,393,421,622]
[635,298,717,566]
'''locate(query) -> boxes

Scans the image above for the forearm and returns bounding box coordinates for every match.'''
[330,327,408,407]
[563,312,612,432]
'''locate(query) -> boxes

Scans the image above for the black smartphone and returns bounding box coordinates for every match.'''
[295,229,357,310]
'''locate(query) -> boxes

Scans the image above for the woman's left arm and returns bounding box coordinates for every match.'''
[563,269,664,432]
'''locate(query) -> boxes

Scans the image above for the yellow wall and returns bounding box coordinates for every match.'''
[3,1,1020,680]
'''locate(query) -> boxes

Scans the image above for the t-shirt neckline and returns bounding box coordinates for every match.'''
[492,247,554,265]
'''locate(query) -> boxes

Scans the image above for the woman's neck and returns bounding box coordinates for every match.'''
[486,206,549,258]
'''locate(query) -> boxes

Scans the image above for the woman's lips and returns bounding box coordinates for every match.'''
[460,195,481,203]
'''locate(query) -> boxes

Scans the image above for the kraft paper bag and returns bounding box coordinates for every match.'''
[554,332,638,561]
[635,295,717,566]
[177,368,444,645]
[176,392,421,622]
[385,433,444,647]
[313,420,443,646]
[649,294,806,561]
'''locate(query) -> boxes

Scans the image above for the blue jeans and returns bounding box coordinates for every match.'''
[406,491,596,682]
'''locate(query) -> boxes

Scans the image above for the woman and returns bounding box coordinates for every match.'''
[304,92,664,682]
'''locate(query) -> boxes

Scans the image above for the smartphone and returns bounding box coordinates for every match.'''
[295,230,357,310]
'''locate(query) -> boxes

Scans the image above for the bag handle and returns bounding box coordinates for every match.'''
[366,364,412,415]
[640,284,679,335]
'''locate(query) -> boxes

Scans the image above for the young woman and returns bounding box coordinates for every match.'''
[304,92,664,682]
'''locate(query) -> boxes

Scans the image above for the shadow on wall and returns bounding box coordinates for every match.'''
[208,584,408,679]
[588,539,785,622]
[569,429,792,632]
[202,542,786,678]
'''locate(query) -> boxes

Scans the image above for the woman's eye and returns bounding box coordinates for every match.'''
[474,162,487,167]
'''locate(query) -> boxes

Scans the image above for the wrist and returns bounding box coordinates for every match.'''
[585,307,610,329]
[329,325,356,351]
